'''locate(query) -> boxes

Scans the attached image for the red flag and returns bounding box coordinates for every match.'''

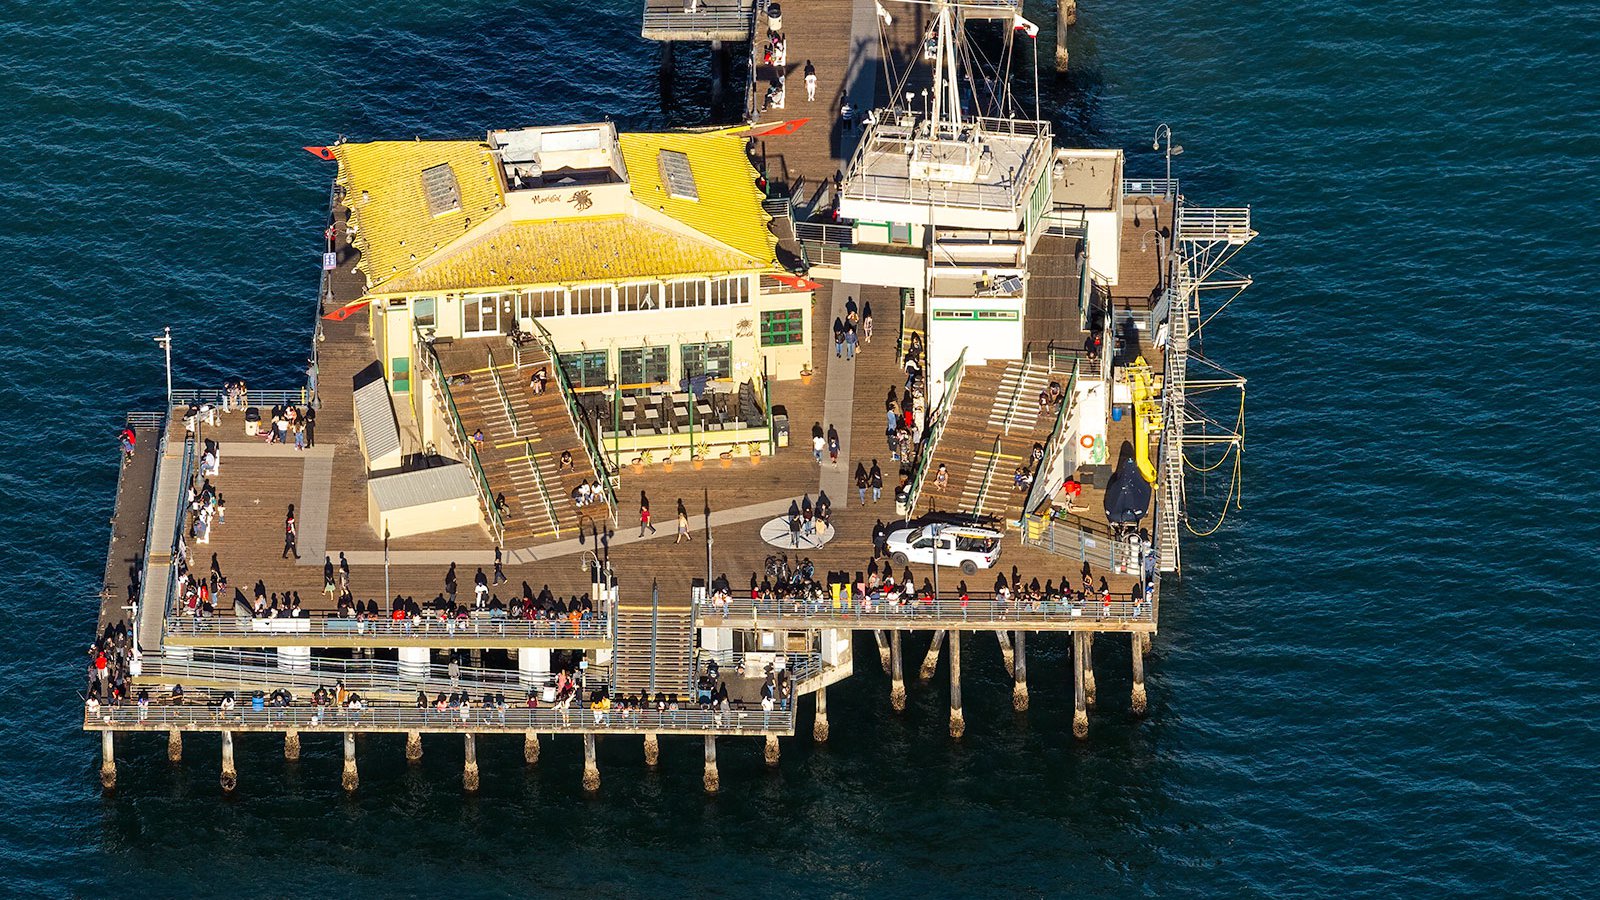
[304,146,337,161]
[747,118,810,138]
[770,273,821,291]
[322,298,371,321]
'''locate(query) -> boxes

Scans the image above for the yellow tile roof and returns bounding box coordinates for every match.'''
[334,140,504,290]
[618,129,776,265]
[377,216,764,296]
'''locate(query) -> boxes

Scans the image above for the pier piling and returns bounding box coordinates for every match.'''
[949,631,965,739]
[220,730,237,792]
[813,685,830,743]
[703,735,719,793]
[405,730,422,762]
[996,630,1015,678]
[1056,0,1077,71]
[1084,633,1097,708]
[284,729,300,761]
[1073,633,1089,740]
[341,731,358,792]
[463,734,480,792]
[99,731,116,791]
[524,730,540,765]
[1013,630,1030,711]
[874,630,892,674]
[890,631,906,711]
[167,728,182,762]
[765,734,781,766]
[920,630,946,683]
[583,733,600,792]
[644,732,660,767]
[660,39,675,75]
[1131,633,1148,715]
[710,39,726,107]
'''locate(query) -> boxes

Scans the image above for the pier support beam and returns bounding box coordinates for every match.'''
[949,630,965,739]
[813,685,830,743]
[1084,633,1097,708]
[660,39,675,74]
[874,630,892,674]
[463,734,480,792]
[221,730,237,793]
[167,728,183,762]
[99,731,116,791]
[710,39,726,107]
[284,729,301,761]
[644,732,660,767]
[1131,633,1148,716]
[1140,631,1152,656]
[919,630,946,683]
[1056,0,1077,71]
[703,735,719,793]
[405,731,422,762]
[764,734,781,766]
[1073,633,1089,740]
[341,731,358,792]
[583,733,600,792]
[1013,630,1030,711]
[996,630,1014,678]
[524,730,540,766]
[889,631,906,710]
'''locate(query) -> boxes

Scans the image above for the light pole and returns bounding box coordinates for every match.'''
[154,326,172,409]
[1152,124,1183,187]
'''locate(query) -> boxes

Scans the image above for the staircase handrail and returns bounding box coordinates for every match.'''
[415,328,505,545]
[903,346,966,514]
[526,318,619,527]
[485,346,519,438]
[525,439,561,539]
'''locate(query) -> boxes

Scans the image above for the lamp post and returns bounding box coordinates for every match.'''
[153,326,172,409]
[1152,124,1182,187]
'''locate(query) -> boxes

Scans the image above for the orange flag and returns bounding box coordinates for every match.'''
[303,146,337,161]
[770,273,821,291]
[747,118,810,138]
[322,298,371,321]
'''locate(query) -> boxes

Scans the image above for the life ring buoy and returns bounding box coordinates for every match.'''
[1079,434,1095,449]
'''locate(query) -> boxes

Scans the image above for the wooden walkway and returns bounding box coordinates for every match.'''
[98,424,160,637]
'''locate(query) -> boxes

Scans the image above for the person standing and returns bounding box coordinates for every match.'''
[833,317,845,358]
[322,557,336,599]
[827,426,840,467]
[445,562,458,606]
[872,519,888,557]
[804,60,817,101]
[856,464,869,504]
[844,322,858,360]
[639,493,656,536]
[493,546,507,584]
[304,407,316,448]
[282,505,300,559]
[676,509,690,544]
[813,430,825,464]
[870,461,883,502]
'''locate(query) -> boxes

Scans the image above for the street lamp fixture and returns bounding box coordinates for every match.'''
[1152,123,1183,185]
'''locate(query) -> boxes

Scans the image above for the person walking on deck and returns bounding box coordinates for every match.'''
[827,426,840,467]
[639,492,656,536]
[322,557,336,599]
[493,546,507,584]
[282,505,300,559]
[870,461,883,502]
[804,60,817,101]
[676,509,690,544]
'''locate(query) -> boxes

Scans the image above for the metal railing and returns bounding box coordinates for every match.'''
[840,116,1053,214]
[902,346,967,514]
[415,330,505,544]
[527,318,618,525]
[698,593,1153,628]
[525,439,562,539]
[794,221,852,268]
[138,650,599,696]
[642,2,755,37]
[1019,517,1120,570]
[484,347,519,438]
[1122,178,1179,198]
[83,701,796,735]
[159,431,198,624]
[171,388,310,408]
[125,411,165,429]
[695,650,825,689]
[163,611,609,643]
[1019,359,1079,521]
[1177,207,1254,244]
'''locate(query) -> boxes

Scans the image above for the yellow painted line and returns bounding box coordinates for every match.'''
[974,448,1024,462]
[467,362,517,375]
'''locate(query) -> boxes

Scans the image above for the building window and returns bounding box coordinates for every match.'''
[520,288,566,319]
[616,282,658,313]
[559,350,609,389]
[412,297,436,328]
[570,285,611,316]
[664,279,707,310]
[710,276,749,306]
[618,346,670,390]
[681,341,733,379]
[759,309,804,346]
[890,222,912,244]
[462,294,500,335]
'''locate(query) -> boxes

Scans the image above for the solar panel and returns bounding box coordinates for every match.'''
[420,163,462,216]
[658,149,699,201]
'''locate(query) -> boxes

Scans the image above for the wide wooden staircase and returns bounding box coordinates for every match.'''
[917,359,1059,525]
[611,594,695,697]
[444,342,608,546]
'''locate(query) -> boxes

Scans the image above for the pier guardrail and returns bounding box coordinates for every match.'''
[163,613,610,644]
[1123,177,1179,198]
[696,593,1153,629]
[84,701,796,736]
[172,388,310,409]
[139,650,605,697]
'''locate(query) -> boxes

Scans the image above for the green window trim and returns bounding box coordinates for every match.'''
[759,309,805,347]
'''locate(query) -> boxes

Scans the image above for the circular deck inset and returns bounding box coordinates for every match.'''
[759,516,834,550]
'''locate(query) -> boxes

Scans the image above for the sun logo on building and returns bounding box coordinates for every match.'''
[570,190,594,211]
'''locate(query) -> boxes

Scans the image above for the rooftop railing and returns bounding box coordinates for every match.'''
[697,592,1153,628]
[163,611,610,644]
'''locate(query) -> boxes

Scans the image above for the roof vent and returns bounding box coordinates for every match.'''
[658,149,699,201]
[421,163,462,216]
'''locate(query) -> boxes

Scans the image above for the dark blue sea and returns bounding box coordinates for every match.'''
[5,0,1597,895]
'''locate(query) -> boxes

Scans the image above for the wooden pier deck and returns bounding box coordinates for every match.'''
[98,423,160,637]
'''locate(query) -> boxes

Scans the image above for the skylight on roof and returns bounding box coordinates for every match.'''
[421,163,462,216]
[658,149,699,201]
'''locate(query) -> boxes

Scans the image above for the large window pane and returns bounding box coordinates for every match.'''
[618,346,670,389]
[681,341,733,379]
[559,350,609,388]
[759,309,804,346]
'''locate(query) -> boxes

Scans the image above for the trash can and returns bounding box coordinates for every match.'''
[244,406,261,436]
[767,2,782,32]
[773,411,789,448]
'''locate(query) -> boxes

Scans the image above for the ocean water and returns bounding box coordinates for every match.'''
[4,0,1598,895]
